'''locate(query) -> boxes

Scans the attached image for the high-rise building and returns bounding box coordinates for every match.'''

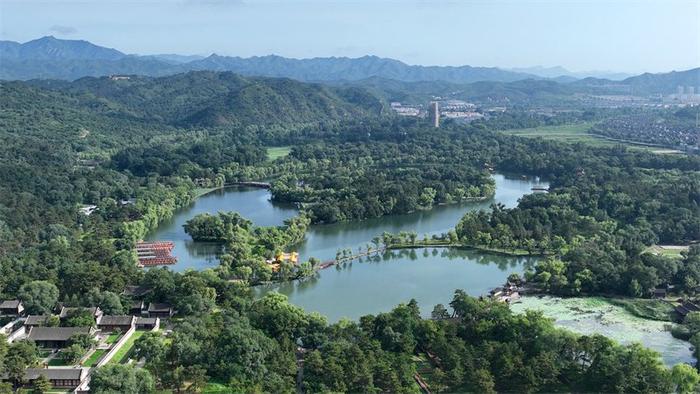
[678,86,685,96]
[687,86,695,95]
[429,101,440,128]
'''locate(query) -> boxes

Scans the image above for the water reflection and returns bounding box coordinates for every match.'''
[146,174,547,276]
[258,247,537,322]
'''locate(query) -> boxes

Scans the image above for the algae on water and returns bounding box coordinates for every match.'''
[511,296,693,366]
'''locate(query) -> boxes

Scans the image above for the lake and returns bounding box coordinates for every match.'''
[146,173,546,271]
[146,173,544,320]
[258,247,535,321]
[144,173,692,366]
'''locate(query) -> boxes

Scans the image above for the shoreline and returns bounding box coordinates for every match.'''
[386,242,547,257]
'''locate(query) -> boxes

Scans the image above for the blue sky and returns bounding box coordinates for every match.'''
[0,0,698,73]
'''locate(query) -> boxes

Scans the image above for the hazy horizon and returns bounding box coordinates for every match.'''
[1,0,698,74]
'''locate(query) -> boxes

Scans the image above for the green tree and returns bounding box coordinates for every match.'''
[4,341,38,386]
[18,281,59,314]
[0,382,12,394]
[64,309,96,327]
[60,344,85,364]
[32,374,52,394]
[672,364,700,394]
[471,369,496,394]
[134,332,167,366]
[627,279,643,298]
[431,304,450,320]
[90,364,155,394]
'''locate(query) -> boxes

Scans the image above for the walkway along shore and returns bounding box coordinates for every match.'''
[385,241,550,257]
[319,247,388,269]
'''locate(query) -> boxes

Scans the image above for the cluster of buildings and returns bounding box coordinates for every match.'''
[0,288,173,391]
[668,86,700,105]
[78,199,135,216]
[488,280,521,303]
[390,99,485,127]
[390,102,421,117]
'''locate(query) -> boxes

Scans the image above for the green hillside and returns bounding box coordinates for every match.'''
[30,71,387,128]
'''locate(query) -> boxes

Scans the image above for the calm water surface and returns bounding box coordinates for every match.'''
[145,174,545,319]
[145,187,298,271]
[146,174,545,272]
[259,248,536,321]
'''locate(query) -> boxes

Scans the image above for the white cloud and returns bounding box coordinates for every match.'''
[49,25,77,34]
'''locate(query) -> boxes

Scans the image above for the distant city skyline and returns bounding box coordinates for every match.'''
[0,0,698,74]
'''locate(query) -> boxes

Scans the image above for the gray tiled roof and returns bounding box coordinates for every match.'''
[122,285,152,297]
[25,368,85,380]
[148,303,172,312]
[59,307,100,319]
[27,326,93,341]
[24,315,52,326]
[0,300,21,309]
[97,315,135,326]
[131,300,145,309]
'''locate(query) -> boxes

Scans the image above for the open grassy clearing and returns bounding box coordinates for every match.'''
[499,123,669,152]
[203,380,231,393]
[645,245,690,258]
[266,146,292,161]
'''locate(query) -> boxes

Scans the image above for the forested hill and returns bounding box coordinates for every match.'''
[24,71,387,128]
[571,68,700,94]
[183,54,537,83]
[340,76,580,106]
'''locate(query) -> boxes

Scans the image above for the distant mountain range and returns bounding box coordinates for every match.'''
[1,36,697,94]
[509,66,633,81]
[0,36,537,83]
[0,35,124,61]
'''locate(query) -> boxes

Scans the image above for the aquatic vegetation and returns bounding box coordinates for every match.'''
[511,296,693,366]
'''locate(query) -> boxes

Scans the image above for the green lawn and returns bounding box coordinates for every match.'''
[109,330,146,364]
[203,380,232,393]
[266,146,292,161]
[105,332,121,344]
[499,123,664,152]
[47,356,70,366]
[83,349,107,367]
